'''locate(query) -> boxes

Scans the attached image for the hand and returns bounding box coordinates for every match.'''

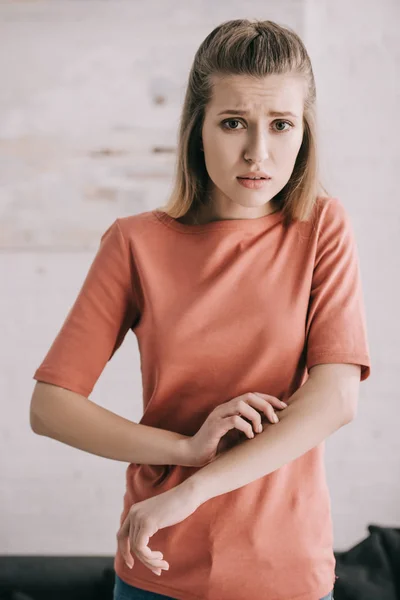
[183,392,288,467]
[116,482,200,576]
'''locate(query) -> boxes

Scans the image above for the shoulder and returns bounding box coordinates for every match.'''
[295,196,349,241]
[117,210,157,230]
[111,210,161,241]
[311,196,352,235]
[294,196,355,256]
[318,195,352,221]
[314,195,346,218]
[309,196,358,263]
[97,211,160,253]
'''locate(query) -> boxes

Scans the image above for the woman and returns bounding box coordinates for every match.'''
[31,18,371,600]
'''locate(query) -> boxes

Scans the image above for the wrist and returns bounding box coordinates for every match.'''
[175,435,195,467]
[179,472,210,506]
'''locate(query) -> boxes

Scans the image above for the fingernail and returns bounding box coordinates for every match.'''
[125,562,132,569]
[273,414,279,423]
[258,424,263,433]
[280,401,288,406]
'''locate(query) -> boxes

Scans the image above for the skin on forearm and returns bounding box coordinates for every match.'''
[30,381,190,466]
[183,375,353,504]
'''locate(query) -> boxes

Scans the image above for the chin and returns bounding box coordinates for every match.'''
[233,192,275,207]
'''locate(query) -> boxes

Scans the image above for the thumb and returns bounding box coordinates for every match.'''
[117,516,134,569]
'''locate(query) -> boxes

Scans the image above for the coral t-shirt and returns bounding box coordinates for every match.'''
[33,196,371,600]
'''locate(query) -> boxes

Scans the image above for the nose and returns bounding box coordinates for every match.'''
[244,128,270,163]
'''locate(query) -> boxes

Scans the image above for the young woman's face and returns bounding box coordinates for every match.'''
[201,73,306,216]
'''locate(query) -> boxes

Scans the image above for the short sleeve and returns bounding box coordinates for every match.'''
[305,198,371,381]
[33,219,140,397]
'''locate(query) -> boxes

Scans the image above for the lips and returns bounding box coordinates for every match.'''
[237,177,270,189]
[237,171,272,179]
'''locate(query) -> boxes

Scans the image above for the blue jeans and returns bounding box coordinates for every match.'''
[113,573,334,599]
[113,574,173,598]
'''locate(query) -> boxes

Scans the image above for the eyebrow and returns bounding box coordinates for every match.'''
[217,109,299,118]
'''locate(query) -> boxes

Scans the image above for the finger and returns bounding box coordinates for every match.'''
[230,400,264,432]
[133,541,170,573]
[245,393,285,421]
[117,516,134,569]
[246,394,279,424]
[221,396,275,430]
[140,557,170,574]
[135,521,159,559]
[134,521,170,573]
[137,551,170,574]
[252,392,288,409]
[263,402,279,424]
[223,414,256,439]
[235,399,266,432]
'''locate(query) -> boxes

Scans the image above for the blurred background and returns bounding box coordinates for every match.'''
[0,0,398,580]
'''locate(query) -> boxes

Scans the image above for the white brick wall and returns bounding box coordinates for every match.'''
[0,0,398,554]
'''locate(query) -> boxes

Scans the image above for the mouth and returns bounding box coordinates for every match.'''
[237,176,271,181]
[236,176,271,189]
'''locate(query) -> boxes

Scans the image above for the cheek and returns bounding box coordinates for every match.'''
[203,152,222,186]
[276,137,303,167]
[210,134,232,156]
[204,139,232,174]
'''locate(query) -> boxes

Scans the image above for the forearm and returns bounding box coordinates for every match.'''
[184,375,352,503]
[30,382,190,466]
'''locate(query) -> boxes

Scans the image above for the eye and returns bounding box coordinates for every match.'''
[272,120,293,132]
[220,118,293,133]
[221,119,245,131]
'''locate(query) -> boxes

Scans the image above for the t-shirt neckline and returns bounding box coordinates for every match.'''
[153,207,284,233]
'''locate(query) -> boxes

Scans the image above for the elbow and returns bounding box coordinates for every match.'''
[308,363,361,427]
[29,381,52,435]
[341,395,358,425]
[30,401,45,435]
[29,380,80,435]
[30,408,43,435]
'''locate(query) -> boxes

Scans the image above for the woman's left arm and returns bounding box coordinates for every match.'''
[183,363,361,504]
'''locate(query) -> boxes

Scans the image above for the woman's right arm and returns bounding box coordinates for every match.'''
[30,381,191,466]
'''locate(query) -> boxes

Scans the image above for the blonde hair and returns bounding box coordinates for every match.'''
[159,18,329,228]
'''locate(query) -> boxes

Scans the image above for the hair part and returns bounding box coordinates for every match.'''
[159,18,329,228]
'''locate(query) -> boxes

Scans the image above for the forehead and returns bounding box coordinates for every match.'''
[208,73,305,116]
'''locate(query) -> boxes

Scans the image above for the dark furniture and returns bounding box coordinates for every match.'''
[1,525,399,600]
